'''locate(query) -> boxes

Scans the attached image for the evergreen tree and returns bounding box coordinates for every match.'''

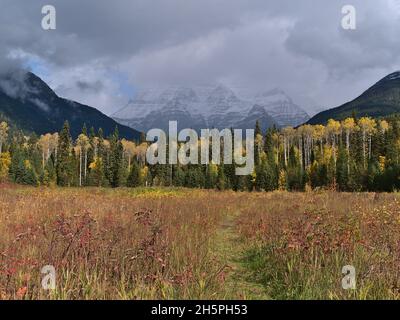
[56,121,73,186]
[88,156,105,187]
[10,148,38,186]
[254,121,262,165]
[126,160,140,187]
[173,165,186,187]
[3,113,400,194]
[255,160,268,191]
[336,146,348,191]
[108,127,123,188]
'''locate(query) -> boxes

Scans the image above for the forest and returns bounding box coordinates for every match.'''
[0,114,400,192]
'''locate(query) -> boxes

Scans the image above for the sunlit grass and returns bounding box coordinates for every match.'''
[236,191,400,299]
[0,186,399,299]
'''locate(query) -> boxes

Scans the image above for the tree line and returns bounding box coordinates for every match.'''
[0,114,400,192]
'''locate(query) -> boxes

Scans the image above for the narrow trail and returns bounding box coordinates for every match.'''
[212,210,269,299]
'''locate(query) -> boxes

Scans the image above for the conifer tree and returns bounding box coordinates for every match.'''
[173,165,186,187]
[126,160,140,187]
[254,120,262,165]
[336,146,348,191]
[108,127,123,188]
[56,121,73,186]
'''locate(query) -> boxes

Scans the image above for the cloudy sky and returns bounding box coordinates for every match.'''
[1,0,400,115]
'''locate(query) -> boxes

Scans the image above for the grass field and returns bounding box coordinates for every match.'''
[0,185,399,300]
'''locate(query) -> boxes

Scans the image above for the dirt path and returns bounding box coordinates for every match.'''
[212,210,269,299]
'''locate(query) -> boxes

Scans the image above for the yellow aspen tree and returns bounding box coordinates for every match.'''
[282,127,295,167]
[358,117,377,168]
[342,118,357,174]
[326,119,341,163]
[50,133,59,164]
[76,134,90,186]
[0,121,9,154]
[302,125,313,168]
[38,134,51,170]
[312,124,325,158]
[121,139,136,171]
[342,118,356,153]
[0,152,11,181]
[296,126,304,170]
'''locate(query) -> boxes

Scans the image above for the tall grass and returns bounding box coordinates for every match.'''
[236,191,400,299]
[0,186,238,299]
[1,186,399,299]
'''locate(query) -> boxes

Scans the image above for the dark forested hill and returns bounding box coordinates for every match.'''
[308,71,400,124]
[0,71,141,139]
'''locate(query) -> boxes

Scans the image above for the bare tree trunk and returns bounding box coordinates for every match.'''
[284,137,287,167]
[299,136,303,170]
[84,149,87,181]
[346,131,350,175]
[368,134,372,160]
[362,130,366,169]
[79,152,82,187]
[320,138,323,157]
[42,151,45,170]
[305,137,311,168]
[332,134,337,164]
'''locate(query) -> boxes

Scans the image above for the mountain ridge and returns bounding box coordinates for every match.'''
[0,71,141,140]
[307,71,400,124]
[112,85,310,132]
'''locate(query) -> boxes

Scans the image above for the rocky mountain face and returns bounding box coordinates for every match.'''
[112,85,310,132]
[0,71,141,139]
[308,71,400,125]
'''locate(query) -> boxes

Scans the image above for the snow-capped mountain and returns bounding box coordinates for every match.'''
[253,89,310,127]
[112,85,309,132]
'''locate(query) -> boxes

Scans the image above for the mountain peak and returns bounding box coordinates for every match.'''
[207,84,239,104]
[255,88,292,105]
[170,87,198,103]
[112,84,310,131]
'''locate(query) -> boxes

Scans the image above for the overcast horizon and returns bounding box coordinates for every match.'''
[1,0,400,116]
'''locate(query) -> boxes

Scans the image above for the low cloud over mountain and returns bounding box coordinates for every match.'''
[112,85,309,132]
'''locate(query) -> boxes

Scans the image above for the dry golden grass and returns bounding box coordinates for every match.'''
[0,186,245,299]
[0,186,399,300]
[237,192,400,299]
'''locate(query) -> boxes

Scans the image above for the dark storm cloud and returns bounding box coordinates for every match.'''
[0,0,273,67]
[1,0,400,114]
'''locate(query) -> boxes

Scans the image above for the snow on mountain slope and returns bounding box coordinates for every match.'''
[254,89,310,127]
[112,85,309,132]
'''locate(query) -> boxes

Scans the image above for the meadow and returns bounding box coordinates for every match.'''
[0,184,399,300]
